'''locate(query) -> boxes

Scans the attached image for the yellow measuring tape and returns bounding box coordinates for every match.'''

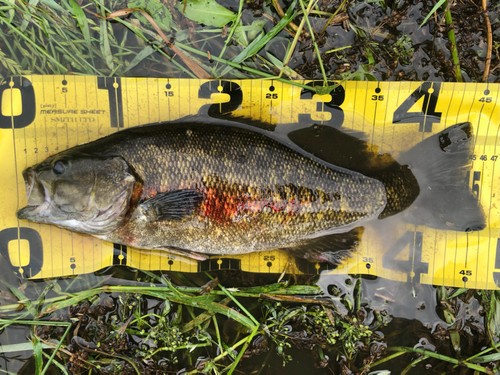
[0,76,498,289]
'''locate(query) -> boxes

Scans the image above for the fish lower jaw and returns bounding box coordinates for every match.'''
[17,200,52,221]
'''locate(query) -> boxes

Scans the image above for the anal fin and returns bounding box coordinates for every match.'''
[283,227,364,265]
[154,245,209,261]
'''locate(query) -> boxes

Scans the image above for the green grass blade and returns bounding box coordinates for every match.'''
[298,0,326,86]
[419,0,446,28]
[387,346,492,374]
[41,352,69,375]
[205,273,259,328]
[42,286,257,330]
[20,0,39,32]
[40,323,71,375]
[31,334,43,375]
[446,288,469,299]
[0,342,52,353]
[469,353,500,363]
[227,327,259,375]
[123,45,155,73]
[219,0,297,76]
[443,1,462,82]
[0,369,19,374]
[39,0,65,12]
[0,17,67,72]
[99,13,114,70]
[68,0,92,57]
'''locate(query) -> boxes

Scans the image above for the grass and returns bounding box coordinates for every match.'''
[2,270,500,374]
[0,271,392,374]
[1,0,491,85]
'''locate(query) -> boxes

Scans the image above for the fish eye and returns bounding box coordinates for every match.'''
[53,160,68,175]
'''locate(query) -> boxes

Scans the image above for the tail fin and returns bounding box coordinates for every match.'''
[399,122,485,232]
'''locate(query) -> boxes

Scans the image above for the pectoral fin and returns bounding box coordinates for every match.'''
[283,227,364,265]
[141,190,204,222]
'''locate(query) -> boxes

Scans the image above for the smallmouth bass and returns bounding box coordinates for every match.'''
[17,119,485,263]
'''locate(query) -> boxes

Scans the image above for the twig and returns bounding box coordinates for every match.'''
[320,0,348,35]
[374,293,395,303]
[260,293,334,305]
[482,0,492,81]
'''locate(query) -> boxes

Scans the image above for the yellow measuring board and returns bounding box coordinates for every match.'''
[0,76,498,289]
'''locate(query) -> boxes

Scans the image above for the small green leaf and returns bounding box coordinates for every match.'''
[128,0,172,31]
[246,19,267,41]
[68,0,91,50]
[175,0,236,28]
[446,288,469,300]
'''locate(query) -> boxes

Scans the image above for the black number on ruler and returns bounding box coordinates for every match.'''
[0,227,43,278]
[0,77,36,129]
[97,77,123,128]
[198,81,243,116]
[382,231,428,280]
[494,239,500,287]
[392,82,442,132]
[478,97,492,103]
[298,81,345,127]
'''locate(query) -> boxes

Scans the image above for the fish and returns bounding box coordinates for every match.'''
[16,118,485,263]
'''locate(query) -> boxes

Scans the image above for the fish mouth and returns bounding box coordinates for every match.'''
[16,168,52,221]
